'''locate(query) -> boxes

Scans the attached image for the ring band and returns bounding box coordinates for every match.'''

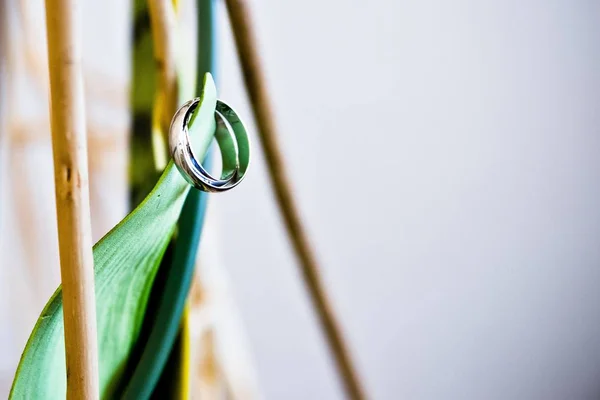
[169,98,250,193]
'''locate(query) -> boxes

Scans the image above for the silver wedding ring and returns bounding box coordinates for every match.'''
[169,98,248,193]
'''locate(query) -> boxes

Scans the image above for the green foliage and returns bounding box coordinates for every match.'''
[9,75,217,400]
[122,1,217,398]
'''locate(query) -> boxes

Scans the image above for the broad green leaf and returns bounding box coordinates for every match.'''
[122,1,219,398]
[9,74,217,400]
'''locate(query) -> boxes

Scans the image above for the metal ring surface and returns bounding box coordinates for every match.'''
[169,98,250,193]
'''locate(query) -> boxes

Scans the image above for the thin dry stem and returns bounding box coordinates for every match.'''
[147,0,178,132]
[224,1,367,399]
[44,0,99,398]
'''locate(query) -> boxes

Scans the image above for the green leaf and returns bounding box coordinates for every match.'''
[9,74,218,400]
[149,308,192,399]
[121,1,219,398]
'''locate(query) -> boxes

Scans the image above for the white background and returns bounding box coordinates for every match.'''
[2,1,599,399]
[216,1,600,399]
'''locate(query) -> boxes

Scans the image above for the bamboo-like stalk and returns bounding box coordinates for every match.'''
[147,0,178,170]
[44,0,99,398]
[147,0,178,131]
[223,1,367,399]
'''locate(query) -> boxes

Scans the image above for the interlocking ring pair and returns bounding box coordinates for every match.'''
[168,98,250,192]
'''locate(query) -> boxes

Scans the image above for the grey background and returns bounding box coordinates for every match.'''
[216,1,600,399]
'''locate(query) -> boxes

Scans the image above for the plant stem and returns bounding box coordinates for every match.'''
[147,0,178,131]
[223,2,367,399]
[44,0,99,398]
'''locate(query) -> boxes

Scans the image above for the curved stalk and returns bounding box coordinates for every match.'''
[223,1,367,399]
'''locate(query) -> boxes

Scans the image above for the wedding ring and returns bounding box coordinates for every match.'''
[169,98,250,192]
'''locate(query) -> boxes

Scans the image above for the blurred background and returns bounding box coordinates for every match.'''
[2,0,600,399]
